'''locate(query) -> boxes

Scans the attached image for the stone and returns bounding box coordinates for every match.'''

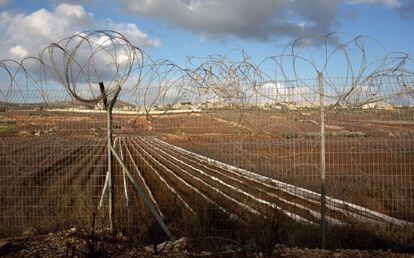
[144,245,154,252]
[18,130,30,137]
[22,227,38,237]
[199,250,212,256]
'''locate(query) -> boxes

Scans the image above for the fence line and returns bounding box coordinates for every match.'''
[0,31,413,250]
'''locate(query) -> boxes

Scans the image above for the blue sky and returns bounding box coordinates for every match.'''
[0,0,413,74]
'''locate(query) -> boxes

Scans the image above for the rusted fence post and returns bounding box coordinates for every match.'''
[318,72,327,249]
[99,81,115,233]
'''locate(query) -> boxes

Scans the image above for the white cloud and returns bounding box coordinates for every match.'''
[0,3,160,60]
[119,0,339,40]
[9,45,28,59]
[255,81,315,105]
[346,0,400,7]
[110,22,161,48]
[117,0,410,41]
[345,0,413,19]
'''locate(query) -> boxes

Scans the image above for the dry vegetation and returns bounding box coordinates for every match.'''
[1,107,414,253]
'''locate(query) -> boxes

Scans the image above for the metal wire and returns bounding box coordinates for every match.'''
[0,31,413,249]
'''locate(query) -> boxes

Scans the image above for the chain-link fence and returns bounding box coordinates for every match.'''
[0,31,413,251]
[1,78,413,249]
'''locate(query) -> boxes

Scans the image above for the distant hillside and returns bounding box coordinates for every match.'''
[0,98,136,111]
[0,101,84,110]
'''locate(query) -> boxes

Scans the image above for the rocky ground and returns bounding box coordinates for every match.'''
[0,229,413,257]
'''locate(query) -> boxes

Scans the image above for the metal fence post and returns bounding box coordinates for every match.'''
[100,81,115,233]
[107,108,115,233]
[119,138,130,206]
[110,145,174,240]
[318,72,327,249]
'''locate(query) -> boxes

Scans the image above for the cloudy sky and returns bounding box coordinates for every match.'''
[0,0,413,66]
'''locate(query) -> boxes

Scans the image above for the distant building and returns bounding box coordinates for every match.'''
[94,102,104,110]
[123,106,133,111]
[361,101,395,110]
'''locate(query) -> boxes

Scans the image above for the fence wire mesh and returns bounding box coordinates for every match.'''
[0,31,413,251]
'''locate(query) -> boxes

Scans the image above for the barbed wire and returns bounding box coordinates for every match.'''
[1,30,414,243]
[0,31,413,114]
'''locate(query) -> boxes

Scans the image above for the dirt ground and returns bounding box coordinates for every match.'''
[0,229,413,257]
[0,108,413,251]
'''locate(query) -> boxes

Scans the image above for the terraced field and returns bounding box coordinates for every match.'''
[1,133,412,238]
[1,109,413,242]
[117,136,412,227]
